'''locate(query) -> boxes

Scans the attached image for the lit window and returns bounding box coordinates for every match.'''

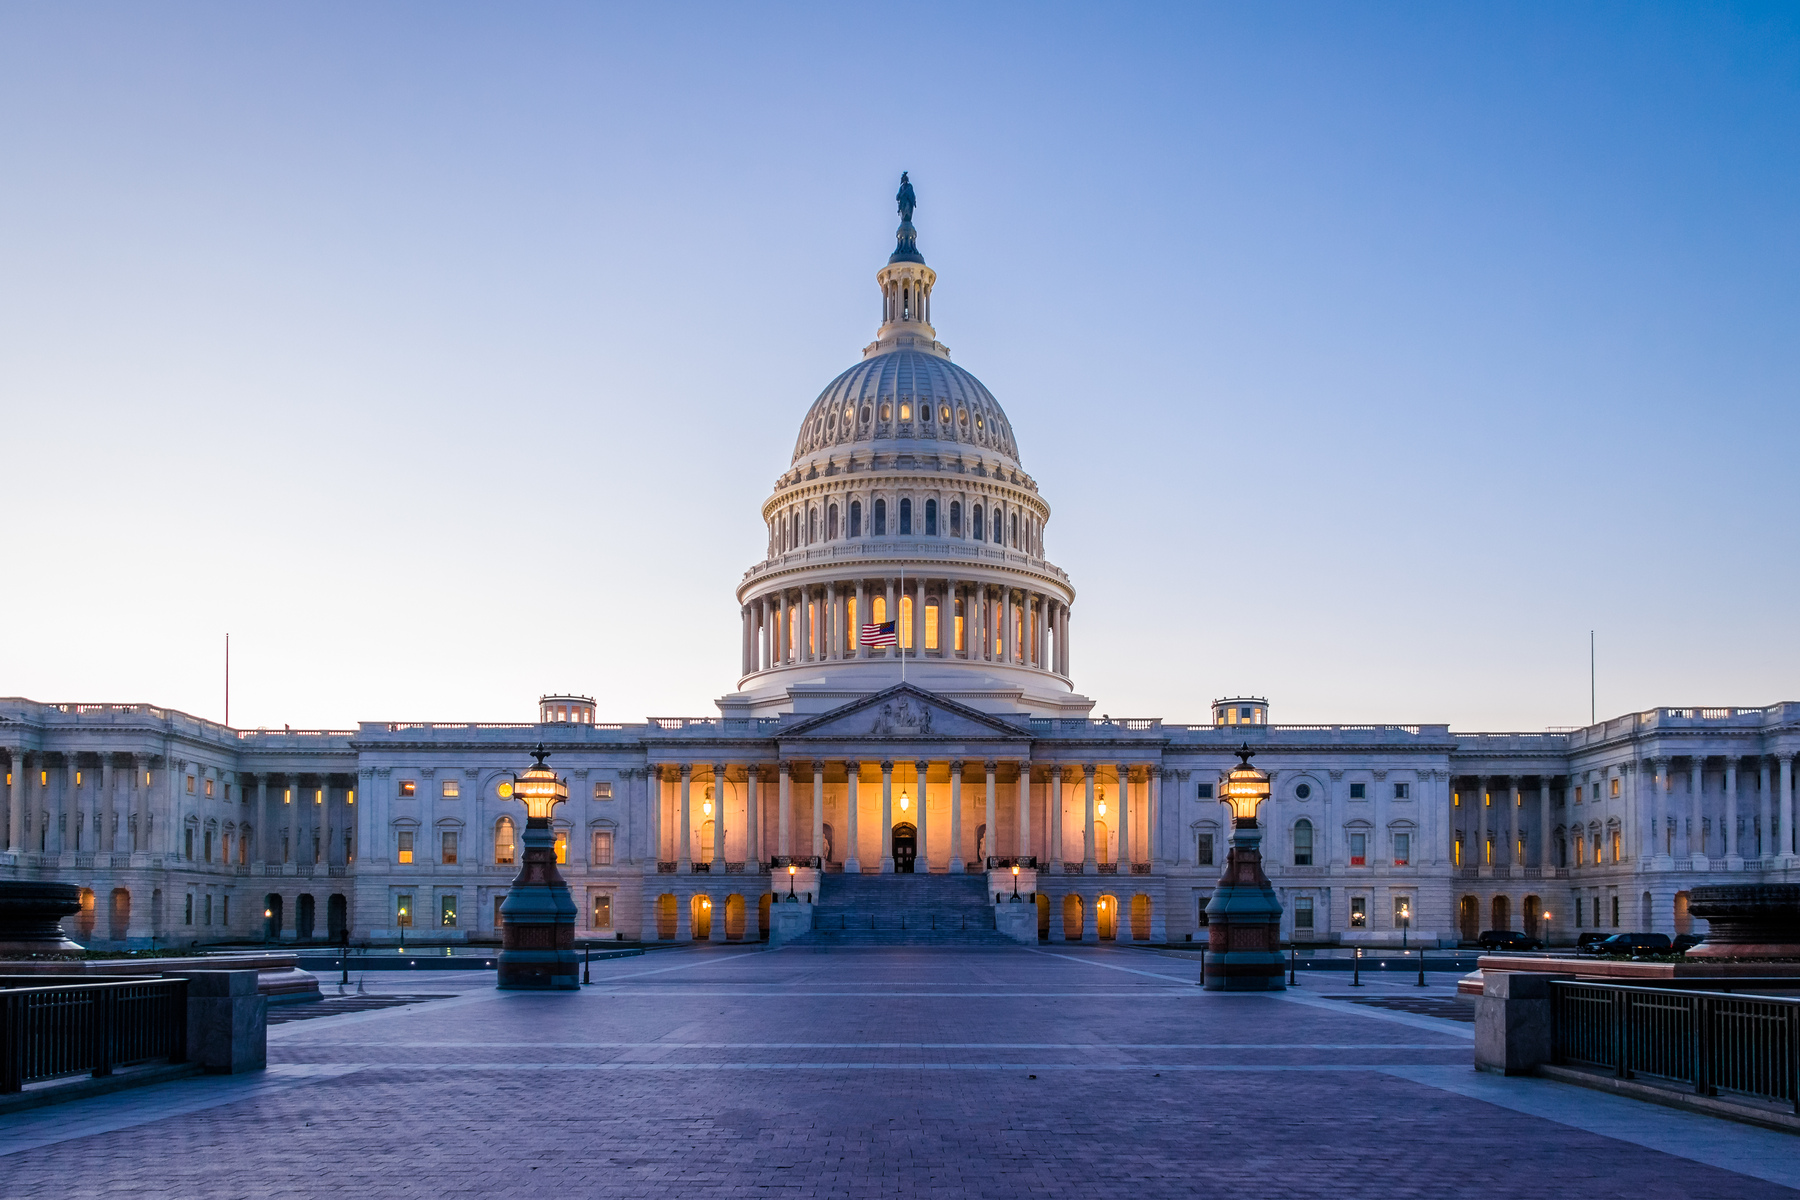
[554,831,568,864]
[925,603,939,650]
[398,831,414,864]
[495,818,516,865]
[1392,895,1410,928]
[1349,832,1366,867]
[594,782,613,800]
[187,776,196,794]
[899,403,911,420]
[1294,896,1314,929]
[440,895,457,928]
[1350,897,1366,928]
[1611,830,1620,862]
[1610,779,1620,798]
[396,894,413,927]
[1394,832,1410,866]
[593,830,614,865]
[592,894,612,929]
[441,779,460,799]
[880,403,891,420]
[441,831,458,864]
[399,780,416,797]
[1349,783,1366,800]
[205,778,215,797]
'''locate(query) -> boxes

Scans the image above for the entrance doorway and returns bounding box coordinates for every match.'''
[892,822,917,873]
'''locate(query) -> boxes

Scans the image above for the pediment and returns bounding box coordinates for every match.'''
[781,685,1027,742]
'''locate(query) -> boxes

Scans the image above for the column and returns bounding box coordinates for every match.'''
[1017,759,1032,860]
[1059,604,1070,675]
[983,760,997,866]
[1539,775,1553,871]
[1476,775,1489,870]
[856,581,869,659]
[1150,768,1163,865]
[915,759,930,870]
[1509,777,1521,868]
[741,606,752,676]
[777,761,792,858]
[645,765,663,864]
[759,596,771,670]
[1782,754,1795,859]
[1082,764,1096,870]
[1049,767,1065,871]
[884,578,897,658]
[1116,765,1130,868]
[1689,756,1704,859]
[880,760,895,872]
[254,774,269,865]
[1725,758,1740,862]
[812,760,825,862]
[678,764,693,871]
[798,584,811,663]
[826,582,839,660]
[100,754,116,856]
[745,765,760,867]
[1652,758,1669,859]
[713,763,728,867]
[845,762,861,873]
[1003,589,1016,664]
[948,760,963,872]
[914,577,926,662]
[7,750,25,852]
[1759,757,1774,858]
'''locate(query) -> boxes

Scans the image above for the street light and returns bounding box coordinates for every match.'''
[1542,909,1553,948]
[1202,745,1286,991]
[263,906,272,946]
[1010,863,1021,902]
[497,744,578,990]
[397,902,408,951]
[787,862,798,902]
[1400,902,1411,952]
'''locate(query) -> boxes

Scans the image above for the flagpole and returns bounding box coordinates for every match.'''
[900,564,906,685]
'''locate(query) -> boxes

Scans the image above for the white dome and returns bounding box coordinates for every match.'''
[791,349,1020,465]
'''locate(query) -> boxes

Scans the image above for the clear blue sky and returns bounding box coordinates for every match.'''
[2,3,1795,731]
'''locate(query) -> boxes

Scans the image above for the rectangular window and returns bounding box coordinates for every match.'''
[594,782,613,801]
[554,831,568,864]
[925,602,939,650]
[441,779,460,799]
[1196,832,1215,866]
[185,828,194,860]
[1611,895,1620,927]
[1454,837,1462,867]
[900,595,913,649]
[1393,895,1411,928]
[223,896,229,925]
[1393,783,1409,799]
[494,896,505,929]
[399,780,417,797]
[186,776,196,794]
[593,830,614,865]
[440,895,457,927]
[1574,786,1583,804]
[1350,897,1366,928]
[185,894,194,925]
[1349,832,1366,867]
[398,831,414,864]
[1294,896,1314,929]
[592,894,612,929]
[1610,778,1620,798]
[204,894,213,925]
[1349,783,1366,800]
[1575,897,1584,927]
[441,831,458,864]
[205,778,215,798]
[1197,783,1214,799]
[1393,832,1410,866]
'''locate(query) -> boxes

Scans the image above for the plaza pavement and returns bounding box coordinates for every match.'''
[1,944,1795,1198]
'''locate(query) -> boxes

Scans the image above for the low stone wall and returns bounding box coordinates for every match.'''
[1,952,319,1004]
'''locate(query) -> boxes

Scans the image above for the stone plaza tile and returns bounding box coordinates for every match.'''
[0,947,1792,1199]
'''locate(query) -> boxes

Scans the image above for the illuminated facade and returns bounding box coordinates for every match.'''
[3,187,1797,950]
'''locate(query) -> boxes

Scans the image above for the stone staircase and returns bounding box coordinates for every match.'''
[787,872,1019,947]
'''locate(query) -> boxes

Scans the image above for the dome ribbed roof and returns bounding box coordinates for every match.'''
[791,349,1019,464]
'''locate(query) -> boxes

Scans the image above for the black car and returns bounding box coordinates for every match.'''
[1592,932,1672,956]
[1574,932,1610,954]
[1477,929,1545,952]
[1672,933,1705,954]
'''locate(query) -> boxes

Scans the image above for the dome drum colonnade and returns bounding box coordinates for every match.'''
[734,177,1079,705]
[643,756,1164,876]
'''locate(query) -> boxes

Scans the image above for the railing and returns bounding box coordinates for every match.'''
[0,976,188,1093]
[1550,980,1800,1113]
[985,856,1039,869]
[766,856,823,870]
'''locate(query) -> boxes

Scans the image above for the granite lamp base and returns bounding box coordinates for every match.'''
[1204,823,1286,992]
[496,818,579,991]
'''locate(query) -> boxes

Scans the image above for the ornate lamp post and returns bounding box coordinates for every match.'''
[1400,901,1411,952]
[1203,745,1286,991]
[497,745,579,990]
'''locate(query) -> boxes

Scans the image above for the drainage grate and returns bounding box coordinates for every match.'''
[1327,995,1475,1023]
[267,994,455,1025]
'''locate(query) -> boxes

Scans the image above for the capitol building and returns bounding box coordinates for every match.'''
[3,183,1796,952]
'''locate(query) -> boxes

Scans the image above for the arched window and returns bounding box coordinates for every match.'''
[874,498,887,535]
[973,504,985,541]
[827,504,839,540]
[899,498,912,535]
[1293,819,1313,866]
[494,817,516,866]
[849,500,862,537]
[992,508,1003,543]
[924,498,937,536]
[950,501,962,536]
[1010,513,1019,547]
[808,508,818,543]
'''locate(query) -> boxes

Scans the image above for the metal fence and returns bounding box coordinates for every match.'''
[1550,980,1800,1112]
[0,976,188,1093]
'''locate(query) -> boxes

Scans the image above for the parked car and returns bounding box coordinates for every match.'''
[1477,929,1545,951]
[1671,933,1705,954]
[1574,932,1610,955]
[1592,932,1672,956]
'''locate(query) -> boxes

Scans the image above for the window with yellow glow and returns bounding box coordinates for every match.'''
[347,789,355,805]
[1610,779,1620,798]
[283,788,292,804]
[844,597,857,651]
[494,817,516,865]
[954,612,964,653]
[1453,838,1462,866]
[397,831,414,864]
[75,770,82,786]
[1611,830,1620,862]
[872,596,886,624]
[925,603,939,650]
[205,778,214,797]
[441,780,460,799]
[440,895,457,928]
[186,776,196,794]
[396,894,412,927]
[900,596,913,648]
[554,831,568,864]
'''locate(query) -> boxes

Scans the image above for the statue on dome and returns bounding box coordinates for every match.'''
[896,172,916,223]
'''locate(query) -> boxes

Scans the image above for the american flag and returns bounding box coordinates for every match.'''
[860,621,898,647]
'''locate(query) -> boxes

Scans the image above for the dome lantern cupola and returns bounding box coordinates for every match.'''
[867,171,947,359]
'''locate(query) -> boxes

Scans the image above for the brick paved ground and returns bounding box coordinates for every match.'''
[2,945,1794,1198]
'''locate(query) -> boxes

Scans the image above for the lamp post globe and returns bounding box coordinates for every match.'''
[496,744,579,990]
[1203,745,1287,991]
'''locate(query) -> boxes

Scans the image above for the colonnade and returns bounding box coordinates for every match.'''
[741,577,1070,677]
[1635,753,1796,862]
[5,749,158,856]
[646,759,1163,874]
